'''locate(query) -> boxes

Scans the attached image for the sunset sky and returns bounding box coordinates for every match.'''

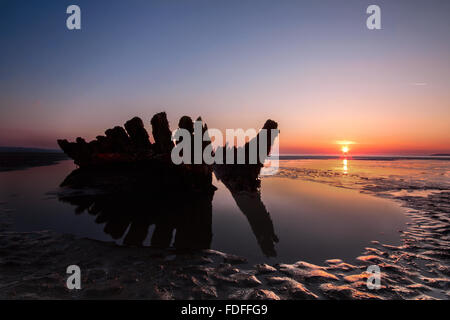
[1,0,449,155]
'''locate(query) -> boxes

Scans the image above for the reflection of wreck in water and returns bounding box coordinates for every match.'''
[213,120,279,257]
[57,112,279,257]
[58,167,214,249]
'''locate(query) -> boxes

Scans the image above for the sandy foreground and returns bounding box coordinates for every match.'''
[0,160,449,299]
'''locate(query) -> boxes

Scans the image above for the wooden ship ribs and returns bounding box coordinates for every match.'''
[57,112,279,255]
[57,112,278,192]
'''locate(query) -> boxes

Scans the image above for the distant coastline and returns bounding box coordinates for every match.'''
[274,155,450,161]
[0,146,62,153]
[0,150,68,172]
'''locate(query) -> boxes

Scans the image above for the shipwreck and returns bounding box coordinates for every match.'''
[57,112,279,256]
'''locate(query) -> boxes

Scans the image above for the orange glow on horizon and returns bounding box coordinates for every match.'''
[278,136,450,156]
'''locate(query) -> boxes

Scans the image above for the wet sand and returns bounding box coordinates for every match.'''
[0,161,449,299]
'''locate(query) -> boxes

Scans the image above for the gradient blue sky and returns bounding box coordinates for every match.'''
[1,0,449,154]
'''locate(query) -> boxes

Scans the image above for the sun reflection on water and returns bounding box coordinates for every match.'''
[343,158,348,174]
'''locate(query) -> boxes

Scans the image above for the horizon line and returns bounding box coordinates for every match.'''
[1,146,449,158]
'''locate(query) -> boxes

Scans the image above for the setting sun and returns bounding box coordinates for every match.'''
[341,146,349,154]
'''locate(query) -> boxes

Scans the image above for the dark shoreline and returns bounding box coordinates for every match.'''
[0,152,68,172]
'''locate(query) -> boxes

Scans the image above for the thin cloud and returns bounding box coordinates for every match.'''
[336,140,357,145]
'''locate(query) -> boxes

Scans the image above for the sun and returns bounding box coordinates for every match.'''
[336,140,355,154]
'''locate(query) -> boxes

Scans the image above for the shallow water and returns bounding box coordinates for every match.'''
[279,158,450,185]
[0,160,411,264]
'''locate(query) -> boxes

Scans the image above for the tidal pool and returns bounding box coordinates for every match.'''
[0,160,408,264]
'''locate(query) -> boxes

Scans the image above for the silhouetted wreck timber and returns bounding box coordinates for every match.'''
[58,112,166,167]
[124,117,152,150]
[213,119,279,192]
[150,112,174,154]
[57,114,279,255]
[57,112,279,193]
[57,112,213,191]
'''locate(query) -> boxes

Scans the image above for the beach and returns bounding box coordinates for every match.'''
[0,155,448,299]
